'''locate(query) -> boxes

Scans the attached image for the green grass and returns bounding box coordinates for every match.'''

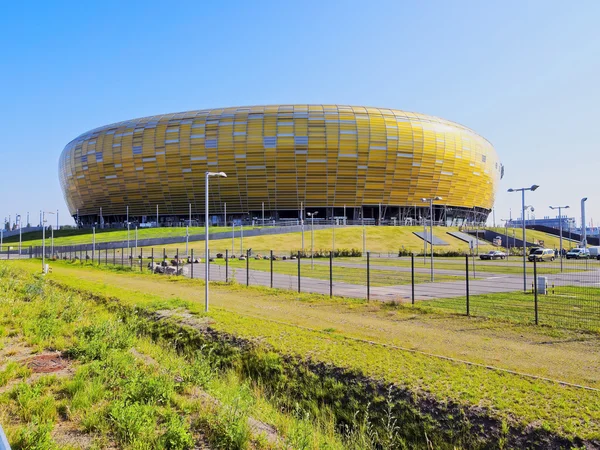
[0,263,415,449]
[1,225,258,247]
[211,257,465,286]
[155,225,497,255]
[6,259,600,445]
[427,286,600,331]
[488,227,580,250]
[334,255,595,275]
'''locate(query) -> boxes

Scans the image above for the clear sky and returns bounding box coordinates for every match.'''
[1,0,599,227]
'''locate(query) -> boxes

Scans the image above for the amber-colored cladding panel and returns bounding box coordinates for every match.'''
[58,105,501,217]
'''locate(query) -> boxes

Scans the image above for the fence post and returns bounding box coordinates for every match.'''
[191,249,194,279]
[533,258,538,325]
[270,250,273,288]
[297,253,301,293]
[105,247,108,265]
[465,255,470,316]
[113,248,116,265]
[121,247,123,267]
[130,247,133,268]
[246,249,250,286]
[176,249,179,276]
[411,253,415,305]
[30,246,32,259]
[367,251,371,302]
[225,249,228,282]
[329,251,333,298]
[140,248,143,272]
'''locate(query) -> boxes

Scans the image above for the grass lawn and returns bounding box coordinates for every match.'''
[334,255,595,275]
[1,225,257,247]
[0,264,364,449]
[6,259,600,443]
[153,225,497,255]
[426,287,600,331]
[210,257,465,286]
[488,227,580,251]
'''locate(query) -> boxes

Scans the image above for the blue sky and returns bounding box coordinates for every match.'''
[1,0,599,227]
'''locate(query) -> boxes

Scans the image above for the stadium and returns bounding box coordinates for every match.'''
[58,105,502,226]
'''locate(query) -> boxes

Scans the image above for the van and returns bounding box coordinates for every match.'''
[566,248,590,260]
[588,246,600,259]
[528,248,555,262]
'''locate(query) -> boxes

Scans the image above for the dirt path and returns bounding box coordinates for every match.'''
[16,260,600,389]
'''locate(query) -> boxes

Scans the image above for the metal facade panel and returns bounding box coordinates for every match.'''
[58,105,501,217]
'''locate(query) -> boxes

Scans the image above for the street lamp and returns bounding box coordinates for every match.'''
[500,218,510,257]
[16,214,22,255]
[581,197,588,248]
[42,211,55,274]
[205,171,227,313]
[422,196,442,281]
[307,211,318,268]
[549,205,569,271]
[507,184,539,292]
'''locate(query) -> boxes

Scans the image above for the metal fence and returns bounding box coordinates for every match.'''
[15,245,600,332]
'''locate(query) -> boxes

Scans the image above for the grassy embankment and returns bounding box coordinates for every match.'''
[155,226,496,255]
[1,226,257,248]
[0,264,384,449]
[6,259,600,448]
[488,227,580,251]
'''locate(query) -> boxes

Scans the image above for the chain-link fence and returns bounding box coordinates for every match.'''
[22,244,600,332]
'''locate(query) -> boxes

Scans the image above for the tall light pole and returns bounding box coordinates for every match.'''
[126,206,130,251]
[16,214,21,255]
[550,205,569,272]
[422,197,442,281]
[307,211,318,268]
[500,218,510,256]
[205,171,227,312]
[186,203,191,256]
[300,202,304,254]
[508,184,539,292]
[42,211,55,273]
[581,197,588,248]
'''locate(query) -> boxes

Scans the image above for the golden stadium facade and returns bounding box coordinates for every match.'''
[59,105,502,225]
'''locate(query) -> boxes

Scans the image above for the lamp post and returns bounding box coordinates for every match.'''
[550,205,569,272]
[41,211,55,273]
[16,214,21,255]
[422,197,442,281]
[300,202,304,254]
[508,184,539,292]
[500,219,510,257]
[307,211,318,268]
[205,171,227,313]
[126,206,130,251]
[581,197,588,248]
[186,203,191,256]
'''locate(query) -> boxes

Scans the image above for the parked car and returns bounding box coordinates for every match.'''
[480,250,506,260]
[528,248,555,262]
[566,248,590,259]
[528,247,541,256]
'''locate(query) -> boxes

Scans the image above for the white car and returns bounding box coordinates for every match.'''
[566,248,590,260]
